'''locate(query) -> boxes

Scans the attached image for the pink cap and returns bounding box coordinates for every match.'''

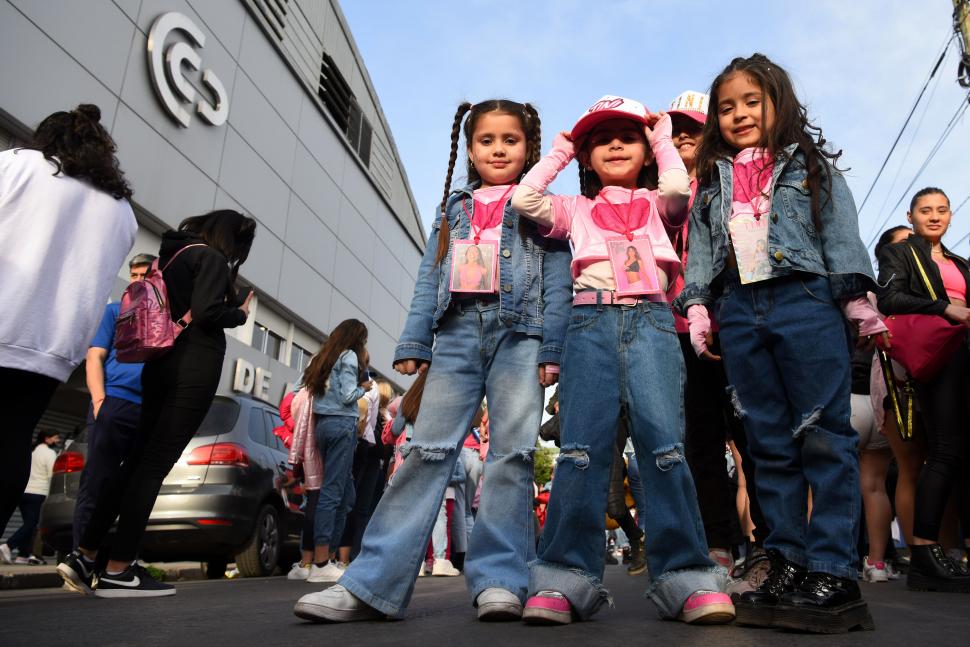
[668,90,709,125]
[571,95,649,141]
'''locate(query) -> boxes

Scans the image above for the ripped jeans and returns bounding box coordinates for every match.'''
[339,301,542,617]
[715,272,860,579]
[532,299,721,620]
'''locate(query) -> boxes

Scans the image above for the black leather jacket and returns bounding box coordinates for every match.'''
[876,234,970,316]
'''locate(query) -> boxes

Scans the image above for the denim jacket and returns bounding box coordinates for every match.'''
[674,145,877,312]
[312,350,365,417]
[395,184,573,366]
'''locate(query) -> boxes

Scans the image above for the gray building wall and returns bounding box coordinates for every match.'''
[0,0,425,400]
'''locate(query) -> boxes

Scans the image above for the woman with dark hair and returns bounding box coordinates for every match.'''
[301,319,372,583]
[59,209,256,598]
[0,104,136,534]
[876,187,970,592]
[0,430,61,565]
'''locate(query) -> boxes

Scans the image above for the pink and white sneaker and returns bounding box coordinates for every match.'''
[522,590,572,625]
[678,590,736,625]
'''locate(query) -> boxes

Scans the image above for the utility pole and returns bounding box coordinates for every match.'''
[956,0,970,87]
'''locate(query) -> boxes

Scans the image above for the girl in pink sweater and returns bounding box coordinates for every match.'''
[511,96,732,626]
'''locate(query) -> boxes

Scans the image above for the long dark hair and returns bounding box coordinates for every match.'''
[436,99,542,264]
[695,54,844,231]
[399,370,429,424]
[179,210,257,298]
[874,225,911,265]
[301,319,368,396]
[23,104,132,200]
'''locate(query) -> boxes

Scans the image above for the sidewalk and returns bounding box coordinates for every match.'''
[0,561,208,590]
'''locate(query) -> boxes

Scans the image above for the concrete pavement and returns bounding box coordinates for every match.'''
[0,564,967,646]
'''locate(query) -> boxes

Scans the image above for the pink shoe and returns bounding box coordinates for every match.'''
[678,590,735,625]
[522,590,572,625]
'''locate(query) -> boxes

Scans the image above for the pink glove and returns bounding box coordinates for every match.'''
[686,304,713,357]
[648,114,684,174]
[520,132,575,194]
[841,297,888,337]
[543,363,560,374]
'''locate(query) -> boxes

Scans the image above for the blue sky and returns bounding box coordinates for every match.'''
[342,0,970,255]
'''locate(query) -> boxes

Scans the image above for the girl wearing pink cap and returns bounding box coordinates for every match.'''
[511,96,734,626]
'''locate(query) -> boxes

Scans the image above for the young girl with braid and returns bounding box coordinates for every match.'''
[295,99,573,623]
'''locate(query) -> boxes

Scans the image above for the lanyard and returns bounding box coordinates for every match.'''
[596,188,638,241]
[462,184,516,244]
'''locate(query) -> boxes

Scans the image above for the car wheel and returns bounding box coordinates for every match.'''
[235,504,281,577]
[204,557,229,579]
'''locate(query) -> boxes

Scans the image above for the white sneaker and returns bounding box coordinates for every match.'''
[14,556,31,565]
[0,544,12,564]
[476,587,522,621]
[431,558,460,577]
[862,557,889,583]
[417,562,426,577]
[294,584,383,622]
[306,562,345,583]
[287,562,311,580]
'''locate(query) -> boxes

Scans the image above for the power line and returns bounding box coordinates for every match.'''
[857,33,953,217]
[865,93,970,249]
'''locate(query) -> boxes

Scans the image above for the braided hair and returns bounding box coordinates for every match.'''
[23,104,133,200]
[434,100,542,264]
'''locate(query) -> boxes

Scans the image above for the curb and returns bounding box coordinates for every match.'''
[0,563,206,590]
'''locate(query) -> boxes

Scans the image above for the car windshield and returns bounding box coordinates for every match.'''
[194,397,241,437]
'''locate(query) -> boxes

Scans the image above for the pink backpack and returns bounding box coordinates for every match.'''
[114,244,206,363]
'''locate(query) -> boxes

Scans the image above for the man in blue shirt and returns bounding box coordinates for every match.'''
[71,254,155,550]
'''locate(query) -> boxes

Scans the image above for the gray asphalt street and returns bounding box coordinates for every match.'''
[0,564,967,646]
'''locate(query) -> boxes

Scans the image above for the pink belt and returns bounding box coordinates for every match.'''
[572,290,666,307]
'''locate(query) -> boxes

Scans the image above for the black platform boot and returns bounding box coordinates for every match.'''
[774,572,874,633]
[733,548,805,627]
[907,544,970,593]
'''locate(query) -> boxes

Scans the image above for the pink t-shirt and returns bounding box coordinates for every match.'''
[729,148,774,284]
[469,184,512,243]
[934,257,967,302]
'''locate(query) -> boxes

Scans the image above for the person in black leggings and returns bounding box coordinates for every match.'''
[877,187,970,593]
[58,210,256,598]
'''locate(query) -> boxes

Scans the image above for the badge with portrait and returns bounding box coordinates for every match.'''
[607,237,663,297]
[450,240,498,294]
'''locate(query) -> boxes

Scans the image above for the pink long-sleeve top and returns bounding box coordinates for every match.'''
[511,128,690,293]
[287,388,323,490]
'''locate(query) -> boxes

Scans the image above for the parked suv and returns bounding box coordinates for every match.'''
[41,395,304,578]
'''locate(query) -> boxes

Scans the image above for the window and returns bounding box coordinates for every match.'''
[290,343,312,373]
[318,52,372,167]
[251,322,286,362]
[248,409,269,447]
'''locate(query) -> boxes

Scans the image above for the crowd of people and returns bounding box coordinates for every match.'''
[0,49,968,636]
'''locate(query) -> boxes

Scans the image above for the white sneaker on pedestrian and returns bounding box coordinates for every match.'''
[417,561,426,577]
[0,544,12,564]
[476,587,522,621]
[431,558,460,577]
[306,561,345,583]
[862,557,889,583]
[287,562,311,581]
[294,584,383,623]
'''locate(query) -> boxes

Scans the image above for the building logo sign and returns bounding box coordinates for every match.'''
[147,12,229,128]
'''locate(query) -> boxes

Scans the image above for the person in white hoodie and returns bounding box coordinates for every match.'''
[0,104,137,532]
[0,430,61,564]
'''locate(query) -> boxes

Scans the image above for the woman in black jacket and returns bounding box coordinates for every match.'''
[876,187,970,593]
[60,210,256,598]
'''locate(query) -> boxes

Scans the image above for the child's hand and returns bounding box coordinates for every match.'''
[644,111,672,146]
[394,359,430,376]
[552,131,576,154]
[687,304,721,361]
[538,363,560,387]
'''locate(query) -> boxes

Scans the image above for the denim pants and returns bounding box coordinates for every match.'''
[313,415,358,547]
[715,272,860,579]
[532,299,721,620]
[624,451,646,531]
[460,446,483,543]
[340,301,542,617]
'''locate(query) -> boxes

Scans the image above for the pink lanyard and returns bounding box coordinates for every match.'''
[462,184,516,244]
[595,188,638,241]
